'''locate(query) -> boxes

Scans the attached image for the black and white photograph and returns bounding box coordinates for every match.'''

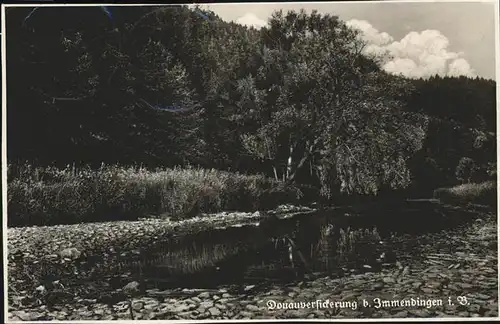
[3,0,499,321]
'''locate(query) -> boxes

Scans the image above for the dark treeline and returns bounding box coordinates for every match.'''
[6,6,496,201]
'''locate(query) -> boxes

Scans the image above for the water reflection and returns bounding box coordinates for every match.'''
[140,216,390,289]
[138,203,480,289]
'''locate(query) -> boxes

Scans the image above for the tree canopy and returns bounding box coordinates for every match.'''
[6,6,496,199]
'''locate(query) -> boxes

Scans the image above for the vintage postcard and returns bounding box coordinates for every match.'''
[2,0,499,321]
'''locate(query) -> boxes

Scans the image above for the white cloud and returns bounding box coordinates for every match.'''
[383,58,419,77]
[448,58,476,77]
[347,19,476,79]
[236,13,267,29]
[346,19,394,46]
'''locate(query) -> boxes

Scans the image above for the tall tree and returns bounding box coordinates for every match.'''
[235,9,427,197]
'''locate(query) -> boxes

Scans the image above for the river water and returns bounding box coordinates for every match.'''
[124,200,483,291]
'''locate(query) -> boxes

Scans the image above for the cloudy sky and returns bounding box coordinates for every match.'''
[196,1,497,81]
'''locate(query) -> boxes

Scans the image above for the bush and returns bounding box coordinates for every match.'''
[455,157,480,184]
[7,163,303,227]
[433,181,497,207]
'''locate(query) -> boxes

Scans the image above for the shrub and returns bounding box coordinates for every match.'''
[433,181,497,207]
[455,157,480,184]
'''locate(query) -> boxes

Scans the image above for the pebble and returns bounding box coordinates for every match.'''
[200,301,214,308]
[475,293,490,300]
[238,311,254,318]
[393,310,408,317]
[382,277,395,284]
[132,301,144,311]
[244,285,256,292]
[174,304,191,312]
[425,281,442,289]
[93,309,104,315]
[208,307,221,316]
[245,304,259,312]
[458,282,474,289]
[215,303,227,310]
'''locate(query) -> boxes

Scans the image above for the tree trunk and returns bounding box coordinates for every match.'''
[286,142,294,180]
[272,166,279,181]
[287,137,320,183]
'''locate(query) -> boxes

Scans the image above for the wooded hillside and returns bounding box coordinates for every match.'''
[6,6,496,199]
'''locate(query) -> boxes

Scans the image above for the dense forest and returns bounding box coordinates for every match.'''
[6,5,497,202]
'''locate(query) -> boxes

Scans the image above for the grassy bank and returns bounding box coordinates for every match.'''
[7,163,305,227]
[433,181,497,207]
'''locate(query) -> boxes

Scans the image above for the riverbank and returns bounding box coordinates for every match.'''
[7,205,314,311]
[7,163,309,227]
[8,206,497,320]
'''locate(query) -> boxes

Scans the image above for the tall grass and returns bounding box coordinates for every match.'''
[433,181,496,207]
[7,163,303,227]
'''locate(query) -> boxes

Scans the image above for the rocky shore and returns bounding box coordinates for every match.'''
[8,209,497,320]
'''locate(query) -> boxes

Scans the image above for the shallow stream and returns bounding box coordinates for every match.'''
[129,200,482,291]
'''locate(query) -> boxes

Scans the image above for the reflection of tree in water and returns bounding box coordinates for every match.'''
[338,227,382,266]
[310,223,388,272]
[317,223,338,272]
